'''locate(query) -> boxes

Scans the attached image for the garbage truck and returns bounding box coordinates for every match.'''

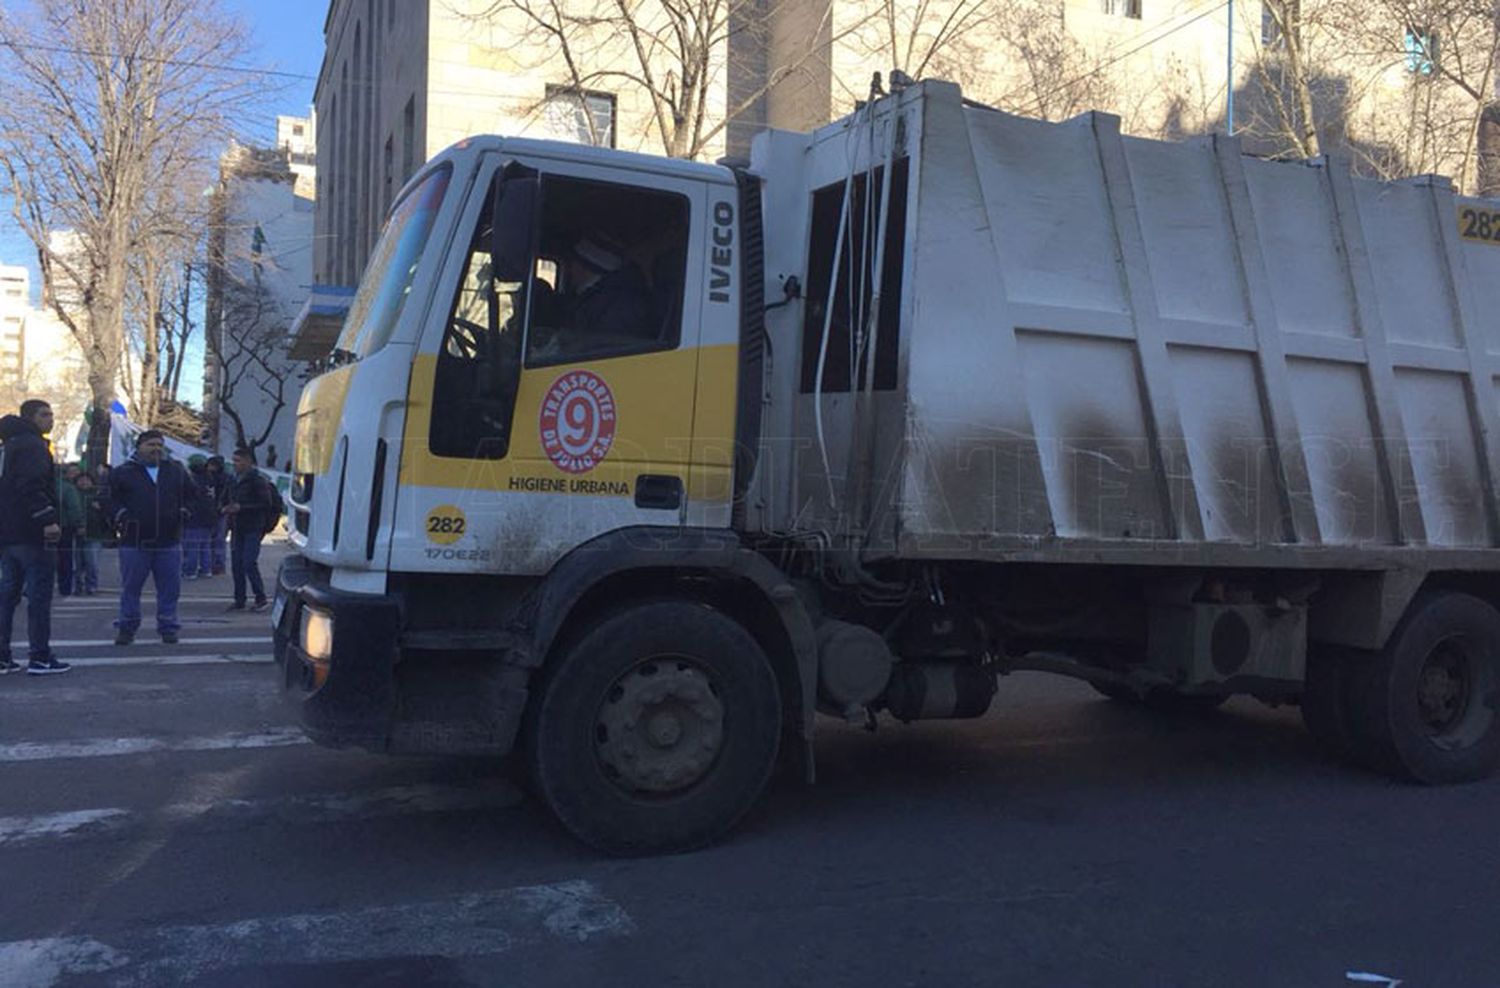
[274,79,1500,853]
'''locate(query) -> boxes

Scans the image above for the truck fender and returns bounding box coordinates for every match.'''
[519,526,821,751]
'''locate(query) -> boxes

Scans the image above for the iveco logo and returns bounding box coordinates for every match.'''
[709,201,733,304]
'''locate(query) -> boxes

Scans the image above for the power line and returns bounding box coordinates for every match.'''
[0,39,317,81]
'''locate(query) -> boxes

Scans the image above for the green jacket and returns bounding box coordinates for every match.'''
[57,477,86,530]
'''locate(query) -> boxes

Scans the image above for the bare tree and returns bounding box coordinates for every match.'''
[0,0,265,464]
[470,0,874,159]
[206,267,298,455]
[1323,0,1500,192]
[987,0,1128,123]
[1243,0,1326,157]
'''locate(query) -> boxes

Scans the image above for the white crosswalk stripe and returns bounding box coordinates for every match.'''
[0,879,633,987]
[0,727,307,763]
[48,637,271,647]
[61,653,274,668]
[0,781,523,848]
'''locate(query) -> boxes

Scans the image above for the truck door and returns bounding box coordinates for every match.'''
[391,155,719,575]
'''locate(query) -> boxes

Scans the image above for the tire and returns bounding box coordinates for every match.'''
[1301,649,1360,764]
[1343,591,1500,785]
[527,600,782,855]
[1091,680,1228,713]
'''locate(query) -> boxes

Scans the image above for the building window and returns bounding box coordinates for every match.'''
[543,86,617,148]
[1101,0,1142,17]
[1405,28,1439,75]
[292,123,305,137]
[384,134,394,209]
[1261,1,1300,48]
[402,96,416,182]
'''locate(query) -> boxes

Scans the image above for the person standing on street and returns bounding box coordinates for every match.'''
[74,470,105,595]
[0,399,71,675]
[224,447,275,612]
[181,455,218,580]
[204,455,229,576]
[109,430,196,645]
[56,463,84,596]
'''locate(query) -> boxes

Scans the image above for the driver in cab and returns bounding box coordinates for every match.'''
[530,230,654,359]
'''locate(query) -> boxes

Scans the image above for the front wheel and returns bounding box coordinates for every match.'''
[527,600,783,855]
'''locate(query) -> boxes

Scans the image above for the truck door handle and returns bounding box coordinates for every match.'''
[634,474,683,510]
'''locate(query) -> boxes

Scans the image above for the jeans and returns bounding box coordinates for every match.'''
[211,517,228,572]
[231,528,266,605]
[0,543,55,662]
[182,527,213,576]
[117,544,183,636]
[77,540,101,593]
[56,528,77,595]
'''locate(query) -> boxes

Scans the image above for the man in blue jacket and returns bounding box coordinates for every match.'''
[0,399,71,675]
[109,430,197,645]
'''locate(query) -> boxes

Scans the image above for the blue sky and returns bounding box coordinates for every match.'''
[0,0,328,403]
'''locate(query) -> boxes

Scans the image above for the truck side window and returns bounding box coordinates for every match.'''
[800,158,908,393]
[525,176,689,367]
[429,184,526,459]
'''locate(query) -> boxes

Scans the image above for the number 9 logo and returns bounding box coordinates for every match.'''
[540,370,618,474]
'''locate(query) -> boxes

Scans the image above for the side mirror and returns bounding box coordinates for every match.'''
[491,166,538,282]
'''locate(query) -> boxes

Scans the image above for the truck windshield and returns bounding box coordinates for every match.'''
[333,163,453,360]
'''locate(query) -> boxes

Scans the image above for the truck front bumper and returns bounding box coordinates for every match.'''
[273,555,402,753]
[273,555,531,756]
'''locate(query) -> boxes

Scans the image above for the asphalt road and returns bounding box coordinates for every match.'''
[2,542,1497,987]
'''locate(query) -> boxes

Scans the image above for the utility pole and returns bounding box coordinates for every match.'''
[1227,0,1236,133]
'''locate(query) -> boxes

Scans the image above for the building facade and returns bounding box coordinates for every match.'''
[202,142,316,469]
[0,265,27,391]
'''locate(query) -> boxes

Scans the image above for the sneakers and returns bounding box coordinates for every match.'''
[251,599,270,613]
[114,630,135,646]
[0,657,21,675]
[27,656,71,675]
[161,632,179,644]
[226,602,246,612]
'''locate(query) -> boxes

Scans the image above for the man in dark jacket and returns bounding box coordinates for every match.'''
[223,446,275,612]
[181,455,218,580]
[0,400,71,675]
[109,430,197,645]
[56,463,84,596]
[204,455,229,575]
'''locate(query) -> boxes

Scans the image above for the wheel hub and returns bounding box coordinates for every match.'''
[596,660,724,794]
[1418,643,1472,735]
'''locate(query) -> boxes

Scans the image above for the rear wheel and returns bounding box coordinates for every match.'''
[1343,591,1500,784]
[527,600,782,855]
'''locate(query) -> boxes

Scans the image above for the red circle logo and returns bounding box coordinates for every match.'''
[539,370,618,474]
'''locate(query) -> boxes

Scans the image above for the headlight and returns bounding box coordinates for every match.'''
[300,607,334,662]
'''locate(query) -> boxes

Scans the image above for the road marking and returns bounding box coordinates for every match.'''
[0,880,632,987]
[0,727,306,763]
[0,782,523,848]
[0,808,131,846]
[62,653,274,668]
[49,637,270,647]
[0,678,275,704]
